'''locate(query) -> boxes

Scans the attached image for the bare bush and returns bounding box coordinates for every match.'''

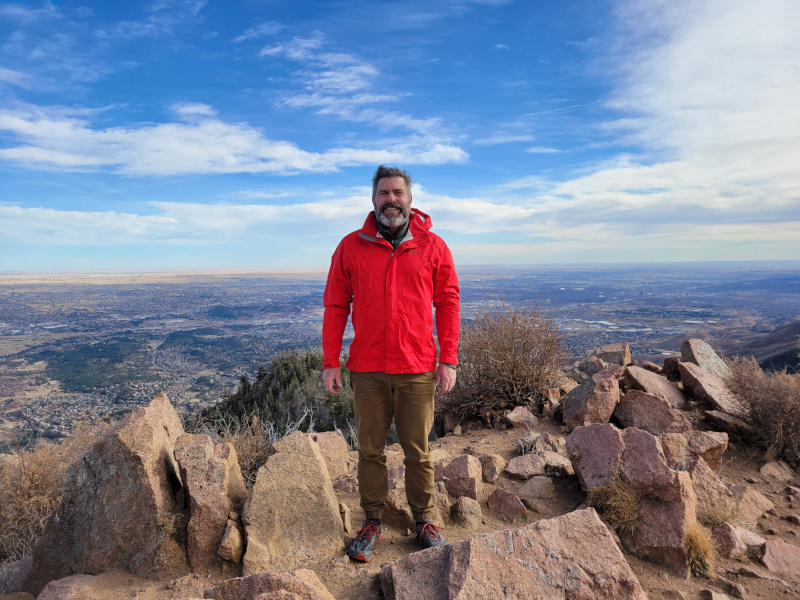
[726,356,800,464]
[587,479,641,540]
[0,422,109,564]
[442,302,565,424]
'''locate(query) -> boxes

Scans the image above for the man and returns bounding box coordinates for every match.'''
[322,165,460,562]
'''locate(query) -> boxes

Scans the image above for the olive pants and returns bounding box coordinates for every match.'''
[350,370,436,523]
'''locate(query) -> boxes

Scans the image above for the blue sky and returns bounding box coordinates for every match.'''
[1,0,799,271]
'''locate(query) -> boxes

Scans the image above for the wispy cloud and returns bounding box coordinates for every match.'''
[103,0,207,39]
[0,103,466,175]
[473,133,534,145]
[234,21,283,43]
[525,146,562,154]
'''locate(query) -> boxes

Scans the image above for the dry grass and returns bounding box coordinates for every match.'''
[685,521,715,578]
[587,479,641,540]
[0,422,109,564]
[443,302,566,424]
[726,356,800,465]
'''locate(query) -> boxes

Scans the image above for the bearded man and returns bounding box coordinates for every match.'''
[322,165,460,561]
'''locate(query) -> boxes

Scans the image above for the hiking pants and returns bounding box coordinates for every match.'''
[350,370,436,522]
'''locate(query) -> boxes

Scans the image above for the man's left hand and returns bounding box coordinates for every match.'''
[435,363,456,395]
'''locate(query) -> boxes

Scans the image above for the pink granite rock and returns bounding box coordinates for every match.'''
[686,457,736,519]
[760,538,800,575]
[444,454,482,480]
[540,450,574,476]
[624,366,685,408]
[681,339,730,380]
[381,488,415,530]
[24,393,188,596]
[445,476,479,500]
[563,364,623,428]
[566,423,625,491]
[380,508,648,600]
[712,522,747,559]
[308,431,351,480]
[211,569,336,600]
[620,428,678,499]
[487,488,526,524]
[0,555,32,595]
[614,390,692,434]
[387,465,405,490]
[505,406,539,429]
[733,525,766,547]
[641,360,662,374]
[519,476,557,500]
[661,431,729,471]
[505,453,547,480]
[678,362,747,418]
[702,410,754,436]
[36,574,97,600]
[478,453,507,483]
[452,496,482,529]
[760,461,794,481]
[730,485,775,525]
[595,342,632,366]
[532,432,568,455]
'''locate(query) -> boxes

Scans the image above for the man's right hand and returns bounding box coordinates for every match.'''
[323,367,342,394]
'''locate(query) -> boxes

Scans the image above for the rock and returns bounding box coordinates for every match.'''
[517,432,540,454]
[0,555,32,595]
[540,450,573,476]
[487,488,526,524]
[760,461,794,481]
[703,410,754,436]
[712,522,747,559]
[451,496,482,529]
[307,431,351,481]
[452,424,462,436]
[504,453,546,480]
[640,360,662,374]
[217,522,244,565]
[24,393,188,596]
[614,390,692,435]
[332,476,357,493]
[505,406,538,429]
[681,339,731,380]
[380,508,647,600]
[444,476,479,501]
[678,362,747,418]
[478,453,506,483]
[699,592,730,600]
[566,423,625,491]
[209,569,336,600]
[619,428,678,499]
[625,471,698,578]
[662,357,681,381]
[35,574,97,600]
[661,431,729,471]
[381,488,416,530]
[713,578,746,600]
[563,364,623,428]
[242,431,343,575]
[519,476,557,501]
[576,355,607,377]
[433,490,453,525]
[686,457,736,520]
[730,485,775,525]
[733,525,766,547]
[787,514,800,525]
[387,465,405,490]
[543,397,561,421]
[443,455,482,480]
[760,538,800,575]
[174,434,247,570]
[662,591,687,600]
[624,366,685,408]
[338,503,353,535]
[595,342,632,366]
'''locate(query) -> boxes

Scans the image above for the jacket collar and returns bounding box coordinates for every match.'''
[359,208,432,246]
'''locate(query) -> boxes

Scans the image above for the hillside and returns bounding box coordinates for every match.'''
[738,320,800,373]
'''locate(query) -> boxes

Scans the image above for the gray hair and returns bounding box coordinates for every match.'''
[371,165,412,199]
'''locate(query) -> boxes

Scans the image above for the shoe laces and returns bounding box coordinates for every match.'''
[356,522,383,542]
[418,522,442,542]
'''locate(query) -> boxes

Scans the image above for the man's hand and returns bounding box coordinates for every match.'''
[323,367,343,394]
[435,363,457,395]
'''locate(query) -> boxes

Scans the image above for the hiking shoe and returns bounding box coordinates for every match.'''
[347,519,383,562]
[416,520,447,549]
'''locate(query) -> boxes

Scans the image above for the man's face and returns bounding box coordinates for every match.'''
[372,176,412,232]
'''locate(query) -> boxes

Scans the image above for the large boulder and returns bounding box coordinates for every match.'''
[614,390,692,435]
[760,539,800,576]
[624,366,685,408]
[594,342,632,366]
[380,508,647,600]
[24,393,189,596]
[685,457,736,519]
[174,434,247,571]
[563,364,623,428]
[307,431,351,480]
[677,362,748,418]
[207,569,336,600]
[681,339,731,380]
[661,431,729,471]
[242,431,343,575]
[565,423,625,491]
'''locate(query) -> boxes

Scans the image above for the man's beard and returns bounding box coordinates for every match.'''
[375,203,410,230]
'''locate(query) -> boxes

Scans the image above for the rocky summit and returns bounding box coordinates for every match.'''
[3,337,800,600]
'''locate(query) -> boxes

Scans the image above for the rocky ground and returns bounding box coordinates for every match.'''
[2,340,800,600]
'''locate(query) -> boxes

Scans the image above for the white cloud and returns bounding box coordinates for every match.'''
[473,133,534,145]
[0,104,466,175]
[234,21,283,43]
[525,146,562,154]
[0,66,33,88]
[493,43,509,51]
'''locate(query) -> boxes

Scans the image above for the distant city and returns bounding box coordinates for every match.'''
[1,262,798,447]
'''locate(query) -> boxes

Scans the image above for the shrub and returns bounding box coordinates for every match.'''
[726,356,800,465]
[685,521,715,578]
[442,302,565,424]
[587,479,640,540]
[0,422,108,564]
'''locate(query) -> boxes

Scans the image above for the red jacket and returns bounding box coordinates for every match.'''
[323,208,460,374]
